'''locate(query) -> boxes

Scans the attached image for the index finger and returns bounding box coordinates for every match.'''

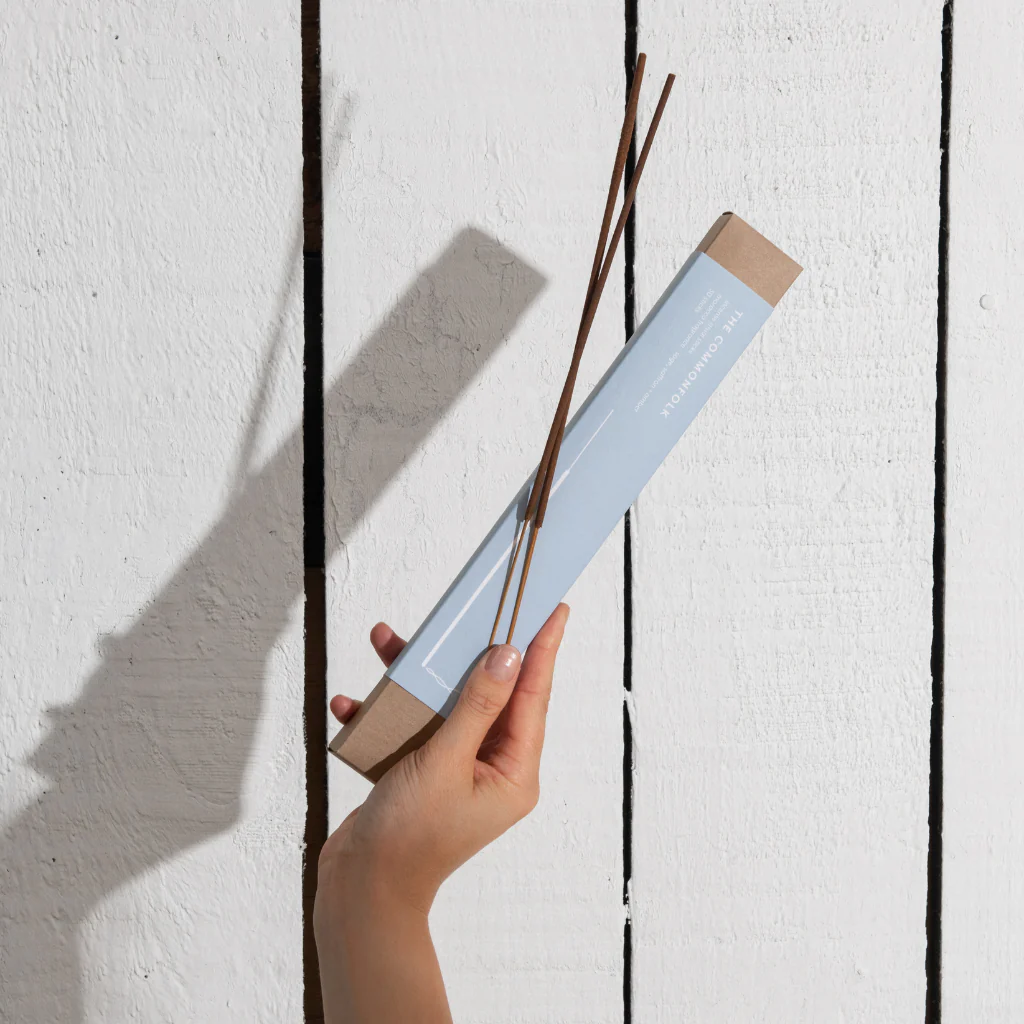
[370,621,406,667]
[494,603,569,776]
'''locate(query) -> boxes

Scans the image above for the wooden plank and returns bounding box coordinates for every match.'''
[322,3,625,1019]
[630,2,941,1018]
[0,2,304,1021]
[943,0,1024,1017]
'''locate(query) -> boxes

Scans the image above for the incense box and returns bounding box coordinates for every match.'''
[331,212,801,781]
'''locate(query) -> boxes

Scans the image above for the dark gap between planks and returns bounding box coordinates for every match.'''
[926,1,953,1021]
[622,2,639,1021]
[302,0,326,1016]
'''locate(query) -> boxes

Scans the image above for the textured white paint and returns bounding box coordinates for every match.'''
[5,0,990,1017]
[322,3,626,1020]
[944,1,1024,1017]
[0,3,303,1021]
[630,1,940,1019]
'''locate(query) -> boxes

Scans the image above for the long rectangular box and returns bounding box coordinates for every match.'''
[331,212,801,781]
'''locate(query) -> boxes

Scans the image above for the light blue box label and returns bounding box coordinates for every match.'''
[388,252,775,715]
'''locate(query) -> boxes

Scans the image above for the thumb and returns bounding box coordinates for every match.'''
[435,644,522,758]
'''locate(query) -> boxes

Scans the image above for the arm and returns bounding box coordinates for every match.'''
[314,604,570,1024]
[315,860,448,1024]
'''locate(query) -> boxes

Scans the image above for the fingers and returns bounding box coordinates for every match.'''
[330,694,362,723]
[370,622,407,667]
[497,603,569,775]
[328,621,405,727]
[434,644,522,760]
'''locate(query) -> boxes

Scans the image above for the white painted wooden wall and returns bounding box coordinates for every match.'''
[944,0,1024,1019]
[4,0,1022,1020]
[1,2,304,1021]
[632,2,939,1019]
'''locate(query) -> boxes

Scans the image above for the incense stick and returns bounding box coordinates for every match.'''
[487,516,529,646]
[504,72,676,646]
[536,72,674,531]
[524,56,649,527]
[487,53,648,646]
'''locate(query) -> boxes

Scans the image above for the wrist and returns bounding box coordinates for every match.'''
[315,852,451,1024]
[317,850,435,935]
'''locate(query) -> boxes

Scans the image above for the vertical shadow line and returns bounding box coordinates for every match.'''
[622,2,639,1021]
[925,2,953,1021]
[302,0,327,1017]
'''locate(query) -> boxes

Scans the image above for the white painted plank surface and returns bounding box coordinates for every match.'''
[944,0,1024,1018]
[630,2,940,1019]
[0,3,304,1021]
[322,4,626,1020]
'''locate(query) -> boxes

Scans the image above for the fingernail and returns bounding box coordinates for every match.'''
[485,644,521,682]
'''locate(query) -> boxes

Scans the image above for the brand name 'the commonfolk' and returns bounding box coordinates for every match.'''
[659,309,745,418]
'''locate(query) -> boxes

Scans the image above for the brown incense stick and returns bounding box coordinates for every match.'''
[504,72,676,646]
[488,516,529,645]
[525,54,649,527]
[487,54,648,646]
[536,72,675,529]
[578,52,649,350]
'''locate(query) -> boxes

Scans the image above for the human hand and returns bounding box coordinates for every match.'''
[315,602,570,921]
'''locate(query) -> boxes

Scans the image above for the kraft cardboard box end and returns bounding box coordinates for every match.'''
[329,676,443,782]
[699,212,801,306]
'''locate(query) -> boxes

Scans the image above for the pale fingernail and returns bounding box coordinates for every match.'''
[485,644,521,681]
